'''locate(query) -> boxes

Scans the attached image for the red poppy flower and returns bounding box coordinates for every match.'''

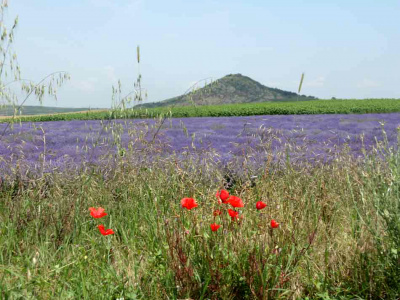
[256,201,267,210]
[213,209,222,216]
[228,196,244,208]
[89,207,107,219]
[216,190,230,203]
[97,224,115,236]
[210,223,221,232]
[271,219,279,228]
[228,209,239,220]
[181,198,198,210]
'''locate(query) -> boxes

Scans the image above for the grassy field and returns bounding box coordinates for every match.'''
[1,98,400,123]
[0,105,104,117]
[0,126,399,299]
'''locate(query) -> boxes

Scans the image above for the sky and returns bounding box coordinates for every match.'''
[5,0,400,108]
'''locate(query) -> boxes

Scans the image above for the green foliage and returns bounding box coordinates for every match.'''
[0,148,399,298]
[3,98,400,123]
[138,73,315,108]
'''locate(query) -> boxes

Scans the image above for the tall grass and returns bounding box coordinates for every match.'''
[0,133,399,299]
[0,1,69,140]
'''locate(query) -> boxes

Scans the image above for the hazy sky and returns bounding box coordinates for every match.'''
[7,0,400,108]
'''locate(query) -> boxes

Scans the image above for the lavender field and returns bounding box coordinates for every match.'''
[1,113,400,299]
[1,113,399,176]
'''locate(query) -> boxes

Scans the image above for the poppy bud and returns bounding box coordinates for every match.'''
[216,190,230,203]
[271,219,279,228]
[256,201,267,210]
[228,209,239,221]
[213,209,222,216]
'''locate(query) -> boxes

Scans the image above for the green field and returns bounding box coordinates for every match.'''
[0,105,103,117]
[1,99,399,123]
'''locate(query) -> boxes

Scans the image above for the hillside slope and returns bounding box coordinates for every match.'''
[0,105,101,116]
[139,74,315,108]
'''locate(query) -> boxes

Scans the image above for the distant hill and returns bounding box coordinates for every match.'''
[138,73,316,108]
[0,105,102,116]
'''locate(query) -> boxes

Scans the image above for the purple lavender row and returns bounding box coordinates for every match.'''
[0,113,399,177]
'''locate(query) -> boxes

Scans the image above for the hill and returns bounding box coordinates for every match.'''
[0,105,102,116]
[138,73,316,108]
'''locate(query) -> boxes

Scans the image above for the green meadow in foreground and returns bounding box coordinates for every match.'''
[0,142,399,299]
[2,98,400,123]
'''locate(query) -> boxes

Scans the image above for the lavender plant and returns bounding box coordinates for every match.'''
[1,113,398,181]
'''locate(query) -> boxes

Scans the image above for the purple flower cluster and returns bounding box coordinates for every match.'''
[0,113,399,177]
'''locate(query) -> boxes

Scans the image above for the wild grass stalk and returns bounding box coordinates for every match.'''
[0,138,399,298]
